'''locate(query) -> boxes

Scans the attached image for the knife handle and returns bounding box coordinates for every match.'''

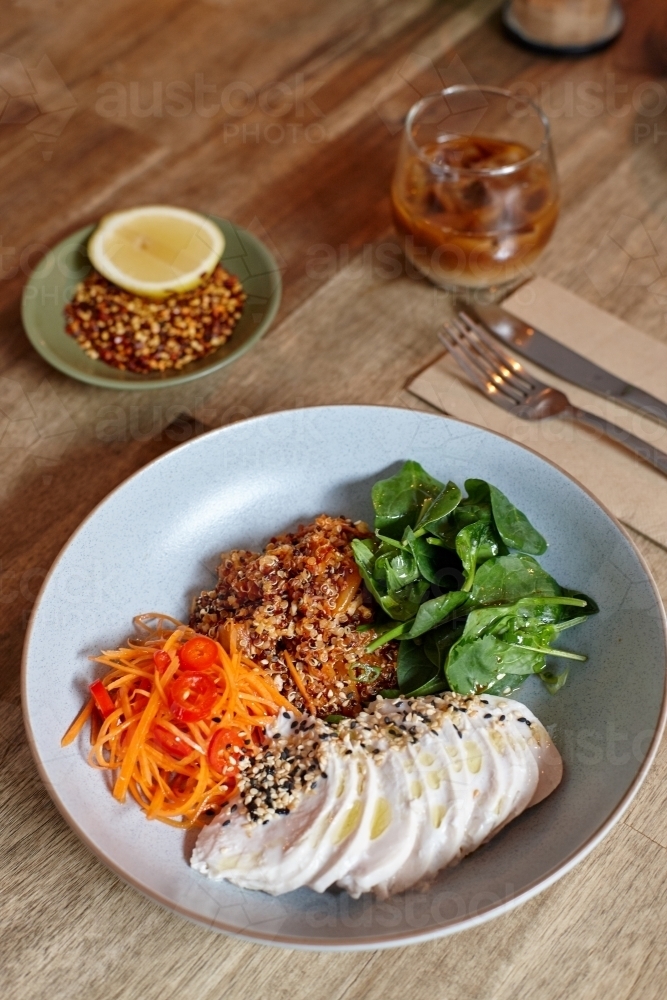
[569,406,667,478]
[620,386,667,428]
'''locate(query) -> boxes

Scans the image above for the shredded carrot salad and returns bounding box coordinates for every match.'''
[61,614,295,828]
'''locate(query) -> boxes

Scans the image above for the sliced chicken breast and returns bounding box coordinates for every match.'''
[191,694,562,898]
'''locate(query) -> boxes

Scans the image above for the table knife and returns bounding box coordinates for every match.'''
[468,303,667,429]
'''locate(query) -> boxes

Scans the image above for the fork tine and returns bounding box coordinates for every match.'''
[447,317,526,405]
[439,325,489,392]
[439,323,520,411]
[441,321,497,386]
[458,311,538,392]
[439,325,498,397]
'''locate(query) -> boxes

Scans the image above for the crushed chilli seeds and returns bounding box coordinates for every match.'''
[64,264,246,373]
[190,515,398,718]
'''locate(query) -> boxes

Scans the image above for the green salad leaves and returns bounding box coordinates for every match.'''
[351,461,597,699]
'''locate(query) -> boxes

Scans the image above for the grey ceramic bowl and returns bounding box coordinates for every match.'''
[22,406,667,949]
[21,216,282,390]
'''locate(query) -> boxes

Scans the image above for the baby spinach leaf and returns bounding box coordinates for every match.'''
[408,590,469,638]
[471,554,561,606]
[424,620,465,669]
[456,521,502,591]
[372,461,444,539]
[451,479,493,529]
[538,666,570,694]
[479,529,507,562]
[385,547,421,591]
[414,481,462,535]
[445,634,545,695]
[464,479,490,504]
[352,537,430,621]
[397,638,443,696]
[461,595,583,641]
[456,521,485,591]
[380,579,430,621]
[462,604,516,639]
[488,484,547,555]
[427,518,459,548]
[407,674,451,697]
[403,527,441,585]
[350,537,384,605]
[483,673,529,697]
[562,590,599,616]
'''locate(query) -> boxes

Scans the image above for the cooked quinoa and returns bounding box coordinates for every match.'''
[190,515,398,717]
[64,264,245,373]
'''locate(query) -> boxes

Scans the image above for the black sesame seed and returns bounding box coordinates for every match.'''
[453,724,462,739]
[222,819,230,827]
[484,713,492,719]
[230,804,237,812]
[205,809,215,816]
[275,807,290,815]
[263,819,269,825]
[481,699,489,704]
[212,717,221,723]
[283,712,291,719]
[500,715,506,721]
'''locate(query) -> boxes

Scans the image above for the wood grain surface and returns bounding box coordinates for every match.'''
[2,1,667,998]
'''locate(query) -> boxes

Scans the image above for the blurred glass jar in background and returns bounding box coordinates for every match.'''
[505,0,621,50]
[391,85,559,299]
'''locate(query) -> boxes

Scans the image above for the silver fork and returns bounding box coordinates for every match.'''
[439,312,667,478]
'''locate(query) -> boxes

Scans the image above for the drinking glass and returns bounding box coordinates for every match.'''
[391,85,559,299]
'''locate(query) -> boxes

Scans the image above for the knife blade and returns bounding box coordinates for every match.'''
[468,303,667,429]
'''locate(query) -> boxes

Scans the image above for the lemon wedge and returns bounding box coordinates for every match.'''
[88,205,225,299]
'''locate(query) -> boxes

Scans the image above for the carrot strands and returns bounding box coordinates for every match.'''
[64,616,293,828]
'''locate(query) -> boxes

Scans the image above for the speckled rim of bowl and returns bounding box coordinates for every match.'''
[21,405,667,950]
[20,216,282,391]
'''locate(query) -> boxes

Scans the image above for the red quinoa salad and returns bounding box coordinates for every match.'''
[190,515,398,717]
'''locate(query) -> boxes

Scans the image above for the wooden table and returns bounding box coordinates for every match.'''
[3,1,667,996]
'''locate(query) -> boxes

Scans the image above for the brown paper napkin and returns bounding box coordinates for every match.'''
[408,276,667,548]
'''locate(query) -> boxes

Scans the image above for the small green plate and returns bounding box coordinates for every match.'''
[21,216,282,390]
